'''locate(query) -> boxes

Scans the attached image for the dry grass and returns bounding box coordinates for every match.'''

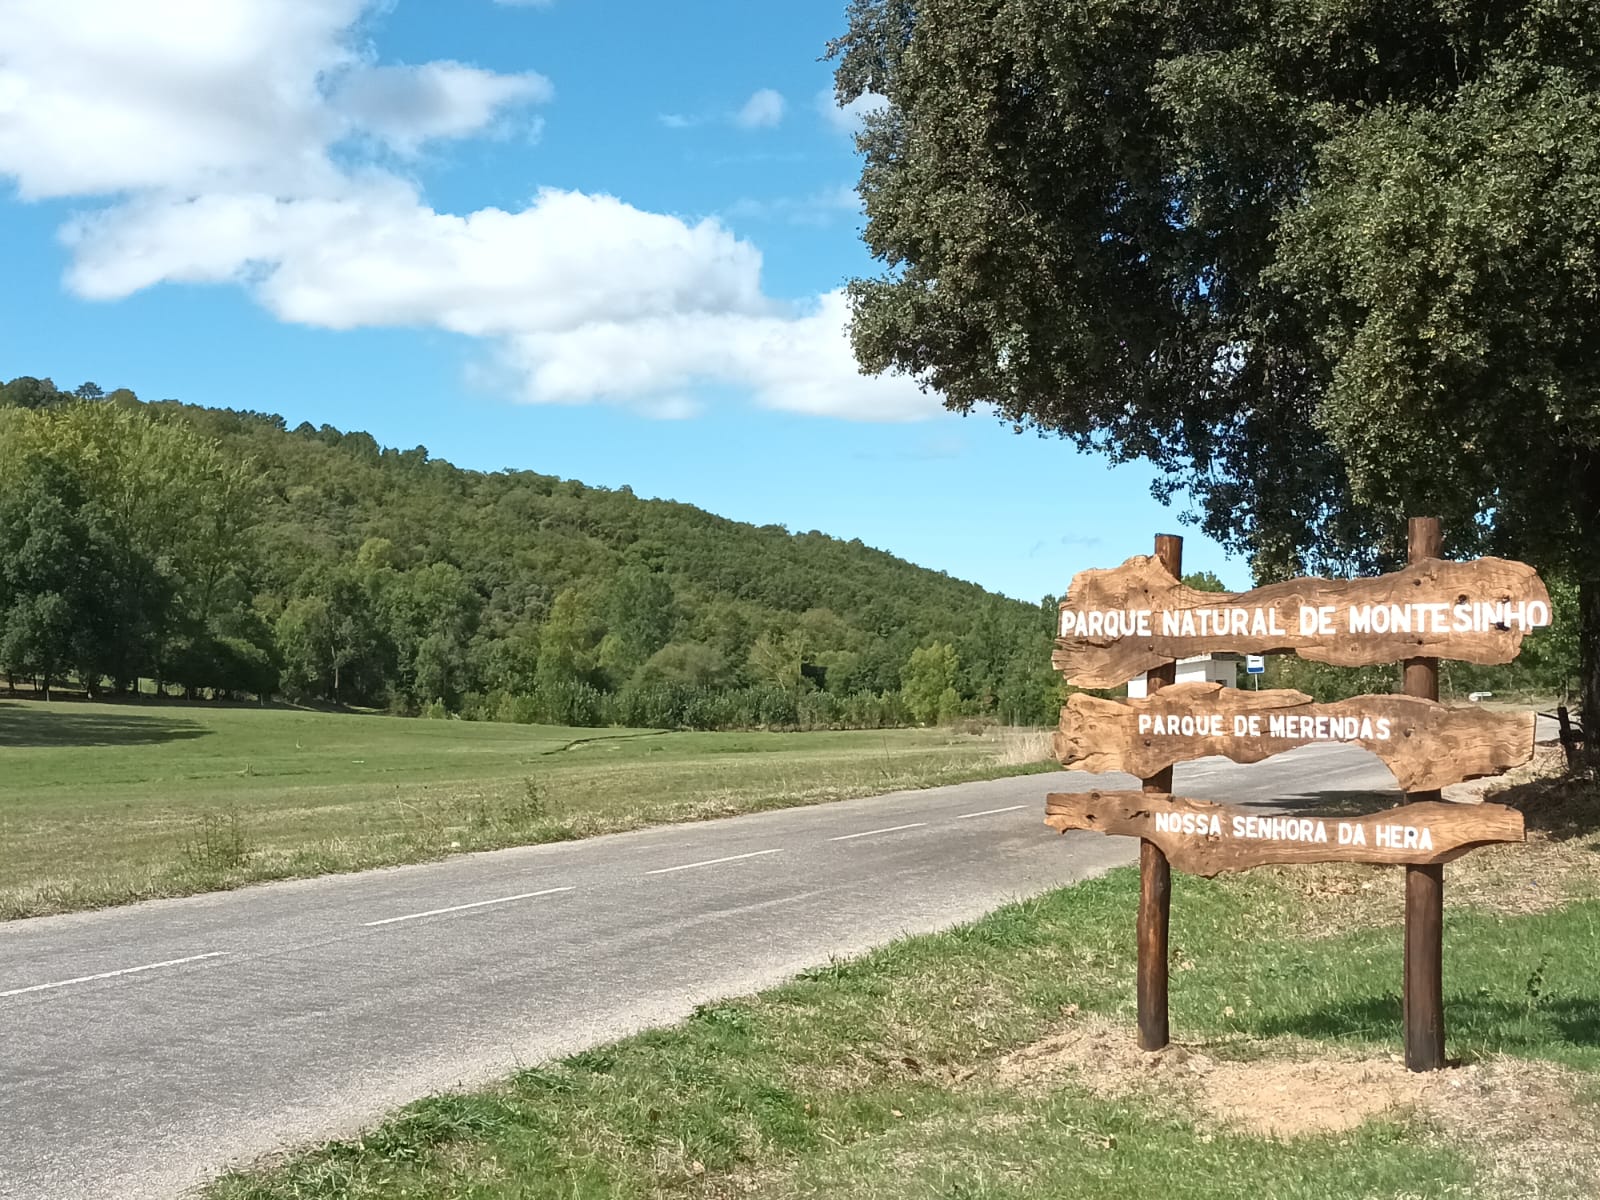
[989,726,1056,767]
[993,1012,1600,1198]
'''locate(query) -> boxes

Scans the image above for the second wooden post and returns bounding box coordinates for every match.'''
[1138,533,1182,1051]
[1402,516,1447,1071]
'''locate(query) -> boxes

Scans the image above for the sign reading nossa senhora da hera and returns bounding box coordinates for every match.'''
[1044,526,1545,1072]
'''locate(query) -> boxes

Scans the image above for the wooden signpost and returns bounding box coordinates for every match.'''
[1048,521,1545,1070]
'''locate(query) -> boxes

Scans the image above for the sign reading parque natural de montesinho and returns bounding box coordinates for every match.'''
[1058,596,1551,641]
[1050,554,1553,689]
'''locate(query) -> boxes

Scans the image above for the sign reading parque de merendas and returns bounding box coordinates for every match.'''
[1053,555,1552,688]
[1058,681,1535,793]
[1044,793,1525,878]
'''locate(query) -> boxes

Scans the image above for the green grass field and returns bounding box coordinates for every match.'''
[207,814,1600,1200]
[0,699,1052,920]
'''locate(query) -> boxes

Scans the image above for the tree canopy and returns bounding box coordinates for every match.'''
[831,0,1600,721]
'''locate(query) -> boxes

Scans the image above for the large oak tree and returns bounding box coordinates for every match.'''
[831,0,1600,725]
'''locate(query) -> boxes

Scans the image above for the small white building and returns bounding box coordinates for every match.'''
[1126,654,1238,698]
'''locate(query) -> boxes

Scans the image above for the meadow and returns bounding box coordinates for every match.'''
[0,699,1053,919]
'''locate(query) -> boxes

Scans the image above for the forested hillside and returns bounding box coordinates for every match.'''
[0,376,1061,728]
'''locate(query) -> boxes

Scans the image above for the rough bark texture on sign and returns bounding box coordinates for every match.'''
[1055,682,1534,792]
[1053,555,1550,687]
[1043,792,1524,877]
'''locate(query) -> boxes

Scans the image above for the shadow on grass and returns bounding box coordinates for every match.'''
[1272,788,1405,818]
[1251,992,1600,1057]
[0,701,211,747]
[1498,771,1600,844]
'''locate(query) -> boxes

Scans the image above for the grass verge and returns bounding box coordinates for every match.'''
[0,700,1053,919]
[209,771,1600,1200]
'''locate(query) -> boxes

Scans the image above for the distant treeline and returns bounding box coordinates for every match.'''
[0,376,1064,728]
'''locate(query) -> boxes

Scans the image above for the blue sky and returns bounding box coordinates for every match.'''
[0,0,1245,602]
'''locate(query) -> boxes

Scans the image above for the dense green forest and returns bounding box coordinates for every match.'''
[0,376,1064,728]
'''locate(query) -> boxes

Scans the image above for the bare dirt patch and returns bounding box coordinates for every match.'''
[994,1015,1600,1197]
[993,1015,1425,1135]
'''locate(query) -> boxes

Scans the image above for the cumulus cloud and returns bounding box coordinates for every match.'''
[498,290,938,420]
[734,88,786,130]
[1,0,933,422]
[65,187,767,336]
[0,0,362,198]
[331,62,552,154]
[816,87,889,136]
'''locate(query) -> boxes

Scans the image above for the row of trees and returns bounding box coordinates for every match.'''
[0,382,1064,727]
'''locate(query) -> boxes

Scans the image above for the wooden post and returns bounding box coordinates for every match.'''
[1402,517,1447,1071]
[1137,533,1181,1051]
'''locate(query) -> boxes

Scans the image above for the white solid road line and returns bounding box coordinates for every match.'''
[0,952,228,999]
[363,887,575,927]
[646,848,783,875]
[956,804,1028,820]
[828,822,927,842]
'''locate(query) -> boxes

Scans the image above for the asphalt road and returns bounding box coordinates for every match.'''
[1,744,1411,1200]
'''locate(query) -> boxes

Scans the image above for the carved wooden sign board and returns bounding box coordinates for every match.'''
[1058,682,1535,794]
[1044,793,1524,878]
[1054,555,1551,689]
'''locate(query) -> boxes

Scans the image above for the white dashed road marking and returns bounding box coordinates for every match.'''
[0,952,228,999]
[646,849,783,876]
[956,805,1028,820]
[828,823,926,842]
[364,887,575,927]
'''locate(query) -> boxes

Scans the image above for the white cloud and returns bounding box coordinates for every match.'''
[65,187,768,336]
[498,290,939,421]
[0,0,362,198]
[2,1,934,423]
[734,88,786,130]
[332,62,552,154]
[816,87,888,136]
[0,0,549,197]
